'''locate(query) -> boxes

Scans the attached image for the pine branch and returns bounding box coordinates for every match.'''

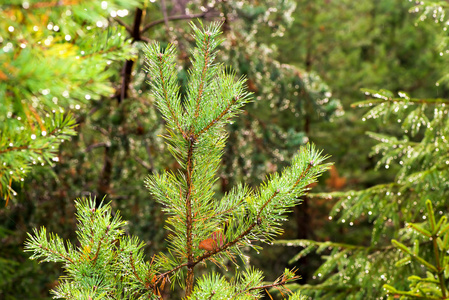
[352,97,449,108]
[144,43,185,136]
[38,244,74,264]
[239,271,299,298]
[156,52,186,137]
[192,31,212,121]
[90,225,111,265]
[130,251,146,286]
[192,160,316,265]
[195,97,237,138]
[291,162,313,190]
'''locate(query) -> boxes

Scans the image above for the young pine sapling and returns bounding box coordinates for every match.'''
[25,22,331,299]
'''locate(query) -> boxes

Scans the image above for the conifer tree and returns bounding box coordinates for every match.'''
[276,1,449,299]
[24,22,330,299]
[0,0,138,204]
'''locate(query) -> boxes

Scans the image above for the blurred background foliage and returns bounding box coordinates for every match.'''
[1,0,449,299]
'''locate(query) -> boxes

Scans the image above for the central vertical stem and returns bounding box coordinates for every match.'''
[185,138,195,297]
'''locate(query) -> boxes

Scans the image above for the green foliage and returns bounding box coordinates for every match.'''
[273,1,449,299]
[25,22,330,299]
[0,0,138,203]
[0,1,141,297]
[219,8,343,185]
[384,200,449,299]
[0,112,76,204]
[13,0,449,298]
[277,88,449,299]
[25,198,156,299]
[2,1,343,296]
[189,268,308,300]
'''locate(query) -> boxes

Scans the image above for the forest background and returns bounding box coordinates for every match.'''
[2,0,449,299]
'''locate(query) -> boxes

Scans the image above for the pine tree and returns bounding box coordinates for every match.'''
[0,0,138,205]
[24,22,330,299]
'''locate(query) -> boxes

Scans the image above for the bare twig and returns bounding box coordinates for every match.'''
[141,11,210,34]
[84,142,110,153]
[134,155,152,171]
[113,17,132,34]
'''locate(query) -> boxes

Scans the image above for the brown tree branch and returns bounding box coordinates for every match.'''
[192,190,280,266]
[141,12,209,35]
[84,142,110,153]
[113,17,132,34]
[129,251,146,286]
[134,155,152,171]
[119,7,143,103]
[185,136,195,296]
